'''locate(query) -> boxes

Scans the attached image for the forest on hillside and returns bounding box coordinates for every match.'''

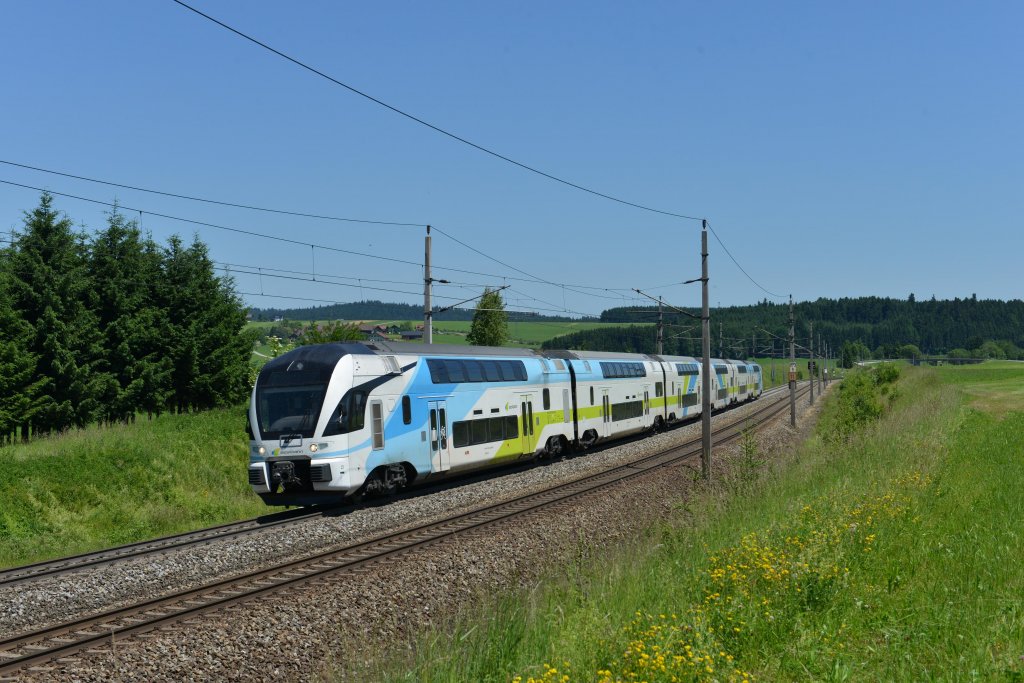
[0,194,253,443]
[542,296,1024,360]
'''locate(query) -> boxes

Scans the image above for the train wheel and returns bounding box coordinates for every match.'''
[544,435,567,459]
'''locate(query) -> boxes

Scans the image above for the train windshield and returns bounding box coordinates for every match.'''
[255,383,327,440]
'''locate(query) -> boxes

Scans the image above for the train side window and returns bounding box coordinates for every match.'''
[505,415,518,438]
[401,395,411,424]
[590,386,595,405]
[445,360,466,383]
[429,409,438,450]
[488,417,505,442]
[323,389,367,436]
[370,401,384,449]
[453,421,470,448]
[472,419,488,445]
[482,361,501,382]
[543,388,550,410]
[439,408,447,449]
[656,382,663,397]
[464,360,484,382]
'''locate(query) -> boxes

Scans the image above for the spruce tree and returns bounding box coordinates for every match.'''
[89,207,172,422]
[466,288,509,347]
[7,193,106,433]
[0,265,46,443]
[160,235,254,411]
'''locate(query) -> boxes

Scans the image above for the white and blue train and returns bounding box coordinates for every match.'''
[247,341,763,506]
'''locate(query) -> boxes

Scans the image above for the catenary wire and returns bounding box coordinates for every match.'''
[0,159,421,227]
[0,157,641,299]
[706,221,786,300]
[0,179,425,268]
[171,0,703,223]
[0,176,634,298]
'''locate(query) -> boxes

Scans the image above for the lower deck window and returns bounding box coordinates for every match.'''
[453,415,519,448]
[611,400,644,422]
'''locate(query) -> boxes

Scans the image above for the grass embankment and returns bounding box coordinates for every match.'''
[385,362,1024,681]
[0,408,267,567]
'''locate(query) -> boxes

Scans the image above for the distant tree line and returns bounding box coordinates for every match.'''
[539,297,1024,362]
[0,194,255,444]
[583,296,1024,361]
[251,300,592,324]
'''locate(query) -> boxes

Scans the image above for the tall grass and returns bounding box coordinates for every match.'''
[378,364,1024,682]
[0,408,269,567]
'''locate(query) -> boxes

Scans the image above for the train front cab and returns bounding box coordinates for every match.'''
[247,344,378,506]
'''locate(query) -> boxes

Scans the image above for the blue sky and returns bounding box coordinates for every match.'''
[1,1,1021,317]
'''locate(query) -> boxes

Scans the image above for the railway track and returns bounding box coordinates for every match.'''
[0,384,809,677]
[0,384,795,591]
[0,507,329,589]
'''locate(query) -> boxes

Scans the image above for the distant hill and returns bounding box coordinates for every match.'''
[249,300,591,324]
[547,295,1024,358]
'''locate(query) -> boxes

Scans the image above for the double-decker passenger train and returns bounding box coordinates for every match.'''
[247,341,763,506]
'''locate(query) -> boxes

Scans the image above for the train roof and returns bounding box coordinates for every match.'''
[544,349,661,362]
[364,340,541,358]
[287,341,751,368]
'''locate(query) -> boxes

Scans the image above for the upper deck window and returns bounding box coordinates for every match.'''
[600,361,645,379]
[427,358,527,384]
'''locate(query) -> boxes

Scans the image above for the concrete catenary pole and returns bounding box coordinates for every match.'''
[809,321,815,406]
[789,295,796,427]
[423,225,432,344]
[701,221,712,481]
[657,297,664,355]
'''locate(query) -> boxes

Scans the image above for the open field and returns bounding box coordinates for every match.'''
[247,320,651,357]
[935,360,1024,415]
[382,362,1024,681]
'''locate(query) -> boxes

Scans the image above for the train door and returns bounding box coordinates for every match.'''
[519,394,535,455]
[601,388,611,437]
[428,401,450,473]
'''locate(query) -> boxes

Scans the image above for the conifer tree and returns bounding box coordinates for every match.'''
[89,207,172,422]
[7,193,106,433]
[160,235,254,411]
[0,264,46,442]
[466,288,509,347]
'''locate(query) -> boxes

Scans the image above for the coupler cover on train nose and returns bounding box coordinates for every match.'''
[269,460,303,492]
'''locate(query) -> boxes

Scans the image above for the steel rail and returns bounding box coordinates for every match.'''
[0,507,328,588]
[0,385,790,589]
[0,385,808,677]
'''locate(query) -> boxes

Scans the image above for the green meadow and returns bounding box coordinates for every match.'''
[376,362,1024,682]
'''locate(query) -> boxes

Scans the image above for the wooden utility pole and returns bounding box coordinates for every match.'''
[423,225,432,344]
[657,297,664,355]
[789,295,796,427]
[701,222,712,481]
[809,321,815,405]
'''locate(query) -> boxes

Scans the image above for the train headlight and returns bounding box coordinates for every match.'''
[257,445,266,456]
[309,443,319,453]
